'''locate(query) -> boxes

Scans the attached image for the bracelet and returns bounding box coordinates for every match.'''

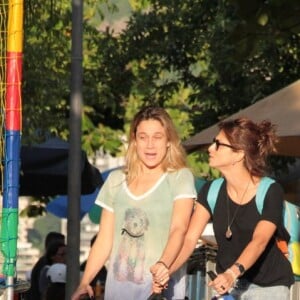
[156,260,169,269]
[225,268,238,281]
[225,268,238,288]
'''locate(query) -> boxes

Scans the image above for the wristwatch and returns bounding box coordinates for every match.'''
[234,262,245,276]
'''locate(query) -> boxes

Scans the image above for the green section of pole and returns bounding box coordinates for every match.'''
[1,208,18,276]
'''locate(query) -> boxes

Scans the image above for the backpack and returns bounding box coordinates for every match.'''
[207,177,300,276]
[283,201,300,277]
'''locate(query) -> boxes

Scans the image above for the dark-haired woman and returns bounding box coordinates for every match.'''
[162,117,294,300]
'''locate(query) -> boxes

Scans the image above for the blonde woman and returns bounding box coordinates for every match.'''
[72,106,196,300]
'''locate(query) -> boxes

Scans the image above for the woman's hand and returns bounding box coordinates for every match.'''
[150,261,170,289]
[151,280,165,295]
[71,284,94,300]
[208,272,235,295]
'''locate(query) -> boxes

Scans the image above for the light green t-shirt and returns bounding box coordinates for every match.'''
[95,167,196,300]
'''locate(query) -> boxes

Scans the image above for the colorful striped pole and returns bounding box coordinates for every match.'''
[1,0,23,296]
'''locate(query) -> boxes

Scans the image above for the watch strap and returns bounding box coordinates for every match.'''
[234,262,245,276]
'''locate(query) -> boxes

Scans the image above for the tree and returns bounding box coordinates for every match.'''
[92,0,300,177]
[23,0,124,155]
[22,0,300,173]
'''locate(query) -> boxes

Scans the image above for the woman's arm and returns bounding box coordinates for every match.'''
[156,198,194,263]
[210,219,277,294]
[150,198,194,282]
[231,219,276,274]
[71,208,114,300]
[170,202,211,274]
[151,202,210,288]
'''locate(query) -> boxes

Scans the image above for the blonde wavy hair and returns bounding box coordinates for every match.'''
[125,106,187,184]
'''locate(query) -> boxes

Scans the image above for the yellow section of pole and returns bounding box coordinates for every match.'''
[7,0,24,52]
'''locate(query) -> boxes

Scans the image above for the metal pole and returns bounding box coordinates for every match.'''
[6,277,14,299]
[3,1,24,299]
[66,0,83,298]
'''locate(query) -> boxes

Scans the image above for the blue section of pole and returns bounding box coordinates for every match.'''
[1,130,21,277]
[3,130,21,208]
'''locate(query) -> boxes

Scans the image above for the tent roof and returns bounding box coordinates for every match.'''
[18,138,103,196]
[183,80,300,156]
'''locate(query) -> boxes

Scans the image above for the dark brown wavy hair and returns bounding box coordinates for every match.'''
[218,117,278,177]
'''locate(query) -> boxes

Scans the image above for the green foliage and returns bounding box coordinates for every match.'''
[22,0,300,184]
[208,0,300,115]
[19,196,51,217]
[82,112,124,156]
[187,151,220,180]
[23,0,126,152]
[23,1,72,144]
[129,0,151,11]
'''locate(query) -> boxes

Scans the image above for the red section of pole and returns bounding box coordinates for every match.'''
[5,51,22,131]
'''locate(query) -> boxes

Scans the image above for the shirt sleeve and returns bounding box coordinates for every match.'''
[261,182,284,227]
[168,168,197,201]
[95,169,125,212]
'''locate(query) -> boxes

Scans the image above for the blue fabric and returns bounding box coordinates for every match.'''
[46,187,99,219]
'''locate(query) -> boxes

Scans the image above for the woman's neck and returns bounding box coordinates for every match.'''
[225,172,260,202]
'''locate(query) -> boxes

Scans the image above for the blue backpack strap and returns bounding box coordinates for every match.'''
[195,176,206,193]
[207,178,224,214]
[255,177,275,214]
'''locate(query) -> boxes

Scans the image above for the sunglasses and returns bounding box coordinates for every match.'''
[212,137,235,151]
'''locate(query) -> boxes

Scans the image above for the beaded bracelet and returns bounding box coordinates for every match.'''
[156,260,169,269]
[225,268,238,287]
[225,268,238,280]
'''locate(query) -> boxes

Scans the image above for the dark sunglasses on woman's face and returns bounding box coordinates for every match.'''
[212,137,235,151]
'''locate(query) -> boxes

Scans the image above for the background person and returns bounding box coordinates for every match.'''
[39,240,66,299]
[45,263,66,300]
[27,231,65,300]
[71,106,196,300]
[159,117,294,299]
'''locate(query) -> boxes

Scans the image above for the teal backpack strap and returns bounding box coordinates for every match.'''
[207,178,224,214]
[255,177,275,214]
